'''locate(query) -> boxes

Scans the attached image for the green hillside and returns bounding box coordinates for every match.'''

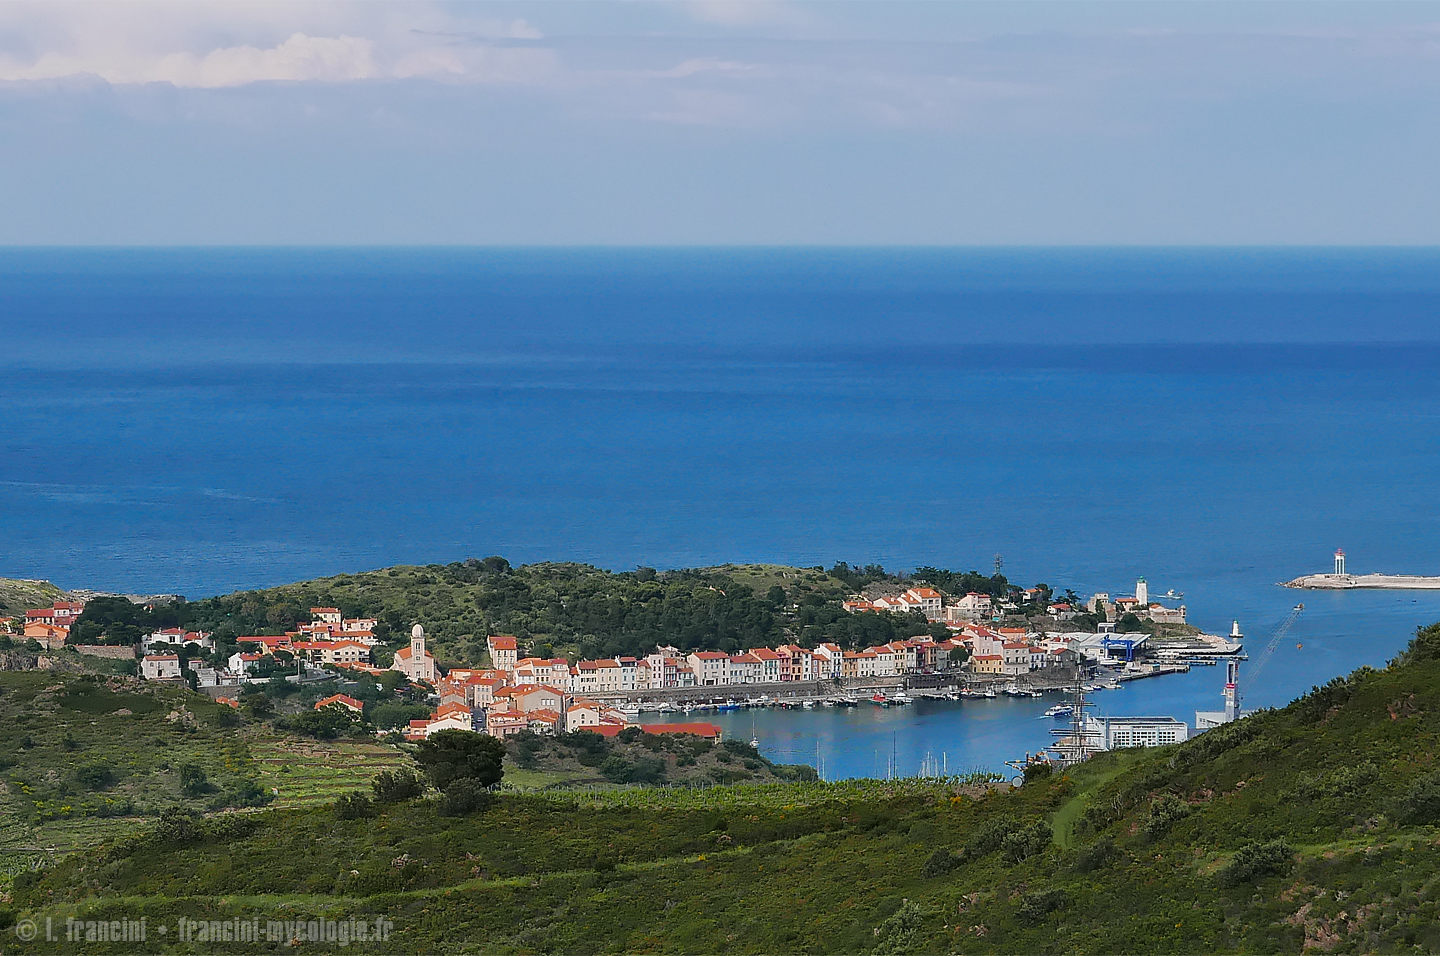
[9,623,1440,953]
[0,579,70,618]
[173,559,1006,667]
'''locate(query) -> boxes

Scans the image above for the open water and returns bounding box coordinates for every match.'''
[5,247,1440,776]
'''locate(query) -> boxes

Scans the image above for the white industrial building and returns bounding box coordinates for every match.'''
[1084,715,1188,749]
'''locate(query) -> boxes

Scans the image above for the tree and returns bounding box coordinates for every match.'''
[288,704,360,740]
[413,730,505,789]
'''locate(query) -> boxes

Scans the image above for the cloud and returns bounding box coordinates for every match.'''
[157,33,377,87]
[0,3,547,87]
[685,1,811,29]
[0,32,376,86]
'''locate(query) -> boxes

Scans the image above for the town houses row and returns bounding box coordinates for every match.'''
[840,581,1185,626]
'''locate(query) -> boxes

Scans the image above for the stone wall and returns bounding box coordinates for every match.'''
[74,645,137,660]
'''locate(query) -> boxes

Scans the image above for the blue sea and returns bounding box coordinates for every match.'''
[5,247,1440,776]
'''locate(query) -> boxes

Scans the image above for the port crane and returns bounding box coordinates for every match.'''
[1245,603,1305,685]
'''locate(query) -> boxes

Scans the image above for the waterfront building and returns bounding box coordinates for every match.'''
[749,647,784,681]
[972,653,1004,675]
[729,652,763,684]
[1084,715,1188,750]
[688,650,732,686]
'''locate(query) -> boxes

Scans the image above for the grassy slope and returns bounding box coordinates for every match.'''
[0,671,421,878]
[15,630,1440,953]
[0,579,69,618]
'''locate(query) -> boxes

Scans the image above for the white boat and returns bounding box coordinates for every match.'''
[1045,704,1073,718]
[889,693,913,705]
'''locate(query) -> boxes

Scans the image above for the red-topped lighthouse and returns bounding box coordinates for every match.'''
[1335,549,1346,575]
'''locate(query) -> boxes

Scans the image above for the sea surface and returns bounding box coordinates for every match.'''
[5,247,1440,776]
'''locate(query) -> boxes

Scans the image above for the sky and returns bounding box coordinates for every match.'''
[2,1,1440,245]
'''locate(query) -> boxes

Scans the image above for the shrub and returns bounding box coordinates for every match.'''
[1022,762,1054,784]
[966,816,1017,857]
[334,792,373,820]
[871,900,927,956]
[1329,761,1379,796]
[1399,771,1440,824]
[72,762,116,791]
[1001,821,1053,863]
[599,756,634,784]
[151,807,201,847]
[438,777,495,816]
[372,769,425,803]
[224,779,272,809]
[1074,838,1120,873]
[921,847,962,877]
[1018,888,1069,923]
[1143,794,1192,838]
[179,764,212,797]
[1218,840,1295,887]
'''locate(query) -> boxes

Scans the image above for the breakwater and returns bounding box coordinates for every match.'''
[1284,573,1440,590]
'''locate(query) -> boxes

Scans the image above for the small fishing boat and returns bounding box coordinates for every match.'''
[870,692,889,706]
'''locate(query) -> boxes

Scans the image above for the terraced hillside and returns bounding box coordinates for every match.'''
[250,736,415,811]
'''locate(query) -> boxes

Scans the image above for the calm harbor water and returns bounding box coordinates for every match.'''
[639,584,1440,779]
[5,248,1440,776]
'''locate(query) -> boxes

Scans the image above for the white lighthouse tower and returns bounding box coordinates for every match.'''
[1334,549,1346,576]
[1135,577,1148,607]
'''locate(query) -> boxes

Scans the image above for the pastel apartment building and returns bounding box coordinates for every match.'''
[486,634,519,672]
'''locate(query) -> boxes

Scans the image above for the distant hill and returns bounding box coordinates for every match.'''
[13,622,1440,952]
[0,578,70,617]
[179,559,984,666]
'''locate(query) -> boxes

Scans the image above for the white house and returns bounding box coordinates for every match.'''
[950,593,995,622]
[902,587,945,620]
[812,643,845,679]
[143,629,214,653]
[141,653,183,681]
